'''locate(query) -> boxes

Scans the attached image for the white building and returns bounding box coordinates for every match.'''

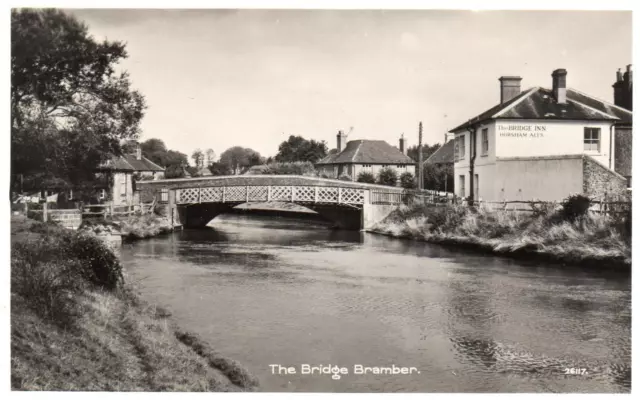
[449,68,632,203]
[315,131,416,183]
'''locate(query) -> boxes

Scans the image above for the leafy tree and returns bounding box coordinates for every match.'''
[191,148,204,169]
[205,148,215,166]
[407,143,442,163]
[275,135,328,163]
[208,162,232,176]
[140,138,188,169]
[400,172,416,189]
[219,146,262,174]
[11,9,145,195]
[164,164,186,179]
[423,163,454,192]
[357,171,376,184]
[377,167,398,186]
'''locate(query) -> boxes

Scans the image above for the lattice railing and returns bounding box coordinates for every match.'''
[176,185,371,205]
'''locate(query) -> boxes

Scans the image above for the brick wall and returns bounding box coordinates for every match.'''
[49,209,82,230]
[583,156,628,200]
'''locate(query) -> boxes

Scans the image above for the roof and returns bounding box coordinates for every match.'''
[424,139,455,165]
[316,140,415,165]
[99,154,165,172]
[450,87,629,133]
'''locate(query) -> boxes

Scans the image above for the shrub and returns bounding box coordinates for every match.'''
[530,201,557,218]
[245,161,316,176]
[357,171,376,184]
[561,194,591,221]
[400,172,416,189]
[377,167,398,186]
[338,173,352,181]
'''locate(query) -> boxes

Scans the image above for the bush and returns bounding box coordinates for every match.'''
[338,173,352,181]
[377,167,398,186]
[245,161,316,176]
[357,171,376,184]
[67,234,123,290]
[400,172,416,189]
[561,194,591,221]
[530,201,558,218]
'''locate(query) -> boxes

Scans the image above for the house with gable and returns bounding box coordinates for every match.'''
[448,67,632,203]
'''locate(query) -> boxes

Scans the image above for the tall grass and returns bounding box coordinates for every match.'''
[372,201,631,267]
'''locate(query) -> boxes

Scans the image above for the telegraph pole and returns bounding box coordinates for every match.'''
[417,121,423,191]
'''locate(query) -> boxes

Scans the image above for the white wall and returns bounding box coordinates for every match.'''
[112,172,133,206]
[495,119,614,168]
[353,164,416,182]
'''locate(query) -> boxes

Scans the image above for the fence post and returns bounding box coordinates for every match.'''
[222,186,226,203]
[291,186,295,202]
[338,188,342,204]
[109,202,114,218]
[43,192,48,222]
[314,187,318,203]
[246,186,250,202]
[267,186,271,202]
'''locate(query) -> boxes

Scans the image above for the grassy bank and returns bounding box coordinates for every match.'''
[11,215,258,391]
[370,201,631,269]
[82,213,173,241]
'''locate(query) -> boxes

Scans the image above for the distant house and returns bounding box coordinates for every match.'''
[316,131,416,183]
[424,138,455,167]
[97,143,165,206]
[423,137,455,192]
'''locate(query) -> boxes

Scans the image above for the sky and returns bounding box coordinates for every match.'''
[68,9,632,161]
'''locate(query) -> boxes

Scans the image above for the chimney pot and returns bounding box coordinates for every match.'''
[336,130,345,153]
[498,76,522,103]
[551,69,567,104]
[399,134,407,155]
[617,68,623,82]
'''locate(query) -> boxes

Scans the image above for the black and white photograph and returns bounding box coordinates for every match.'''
[5,1,635,395]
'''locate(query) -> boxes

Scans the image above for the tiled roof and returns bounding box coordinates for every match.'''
[99,154,165,172]
[450,87,626,133]
[316,140,415,165]
[424,139,455,165]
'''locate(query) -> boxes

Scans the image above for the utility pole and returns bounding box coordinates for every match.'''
[417,121,423,191]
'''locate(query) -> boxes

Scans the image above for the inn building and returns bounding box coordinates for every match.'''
[449,67,633,203]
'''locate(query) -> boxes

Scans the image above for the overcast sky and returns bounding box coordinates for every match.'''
[68,9,631,160]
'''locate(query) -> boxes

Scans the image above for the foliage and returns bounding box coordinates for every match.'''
[423,163,454,192]
[529,201,558,218]
[245,161,316,176]
[191,149,204,169]
[275,135,328,163]
[356,171,376,184]
[205,149,215,166]
[164,164,186,179]
[140,138,188,171]
[219,146,263,174]
[400,172,416,189]
[338,173,352,181]
[561,194,592,221]
[208,162,232,176]
[11,9,146,192]
[377,167,398,186]
[407,143,441,163]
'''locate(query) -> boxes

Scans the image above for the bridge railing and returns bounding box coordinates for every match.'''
[176,185,367,205]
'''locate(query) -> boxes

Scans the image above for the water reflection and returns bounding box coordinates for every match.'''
[120,214,631,393]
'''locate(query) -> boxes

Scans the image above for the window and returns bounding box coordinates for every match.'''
[161,188,169,202]
[458,135,466,159]
[120,175,127,197]
[396,165,405,168]
[481,128,489,155]
[584,128,601,152]
[458,175,466,197]
[100,189,106,200]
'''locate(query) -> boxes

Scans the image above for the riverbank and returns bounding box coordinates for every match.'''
[370,202,631,269]
[10,215,258,391]
[81,213,173,241]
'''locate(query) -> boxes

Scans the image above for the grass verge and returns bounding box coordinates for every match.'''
[370,202,631,269]
[11,215,258,391]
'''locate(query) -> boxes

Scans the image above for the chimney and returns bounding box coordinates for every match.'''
[336,130,345,153]
[136,143,142,160]
[551,69,567,104]
[399,133,407,154]
[613,65,633,111]
[499,76,522,103]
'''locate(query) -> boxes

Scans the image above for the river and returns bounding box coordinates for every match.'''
[120,214,631,393]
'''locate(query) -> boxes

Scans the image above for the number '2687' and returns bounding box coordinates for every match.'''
[564,368,588,375]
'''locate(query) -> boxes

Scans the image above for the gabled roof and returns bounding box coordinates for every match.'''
[99,154,165,172]
[450,87,627,133]
[316,139,415,165]
[424,139,455,165]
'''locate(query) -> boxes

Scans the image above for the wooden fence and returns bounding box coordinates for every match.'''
[23,199,156,227]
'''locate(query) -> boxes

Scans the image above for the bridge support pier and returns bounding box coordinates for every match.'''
[361,203,399,231]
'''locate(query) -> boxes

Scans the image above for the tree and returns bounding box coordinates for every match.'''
[205,148,216,166]
[219,146,262,174]
[208,162,232,176]
[11,9,146,194]
[191,149,204,169]
[400,172,416,189]
[357,171,376,184]
[275,135,328,163]
[423,163,454,193]
[407,143,442,163]
[140,138,188,168]
[164,164,186,179]
[377,167,398,186]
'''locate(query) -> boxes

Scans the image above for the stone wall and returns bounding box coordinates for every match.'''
[614,126,632,184]
[49,209,82,230]
[582,156,628,200]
